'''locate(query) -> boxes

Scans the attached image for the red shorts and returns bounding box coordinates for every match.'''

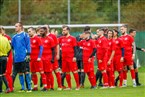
[106,60,114,72]
[52,59,59,70]
[97,59,107,71]
[83,62,94,73]
[30,60,44,72]
[124,55,133,66]
[113,56,123,71]
[5,51,13,75]
[62,58,78,72]
[42,60,53,72]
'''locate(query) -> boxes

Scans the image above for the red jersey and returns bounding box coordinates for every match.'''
[41,36,55,60]
[120,34,134,55]
[3,34,13,74]
[114,37,124,56]
[48,33,58,47]
[78,39,96,62]
[107,39,116,58]
[30,35,42,60]
[59,35,77,58]
[3,34,11,42]
[95,36,108,60]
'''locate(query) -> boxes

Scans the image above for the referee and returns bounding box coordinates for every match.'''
[0,26,11,93]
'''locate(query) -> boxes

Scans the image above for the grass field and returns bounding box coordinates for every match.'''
[1,66,145,97]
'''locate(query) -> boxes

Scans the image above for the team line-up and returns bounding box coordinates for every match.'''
[0,23,145,93]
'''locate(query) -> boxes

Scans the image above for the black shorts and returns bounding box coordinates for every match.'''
[25,62,30,72]
[77,60,83,70]
[14,61,27,73]
[0,56,7,75]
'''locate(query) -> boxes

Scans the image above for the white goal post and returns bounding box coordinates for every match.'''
[2,24,125,29]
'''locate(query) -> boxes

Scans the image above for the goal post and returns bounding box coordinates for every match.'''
[2,24,125,29]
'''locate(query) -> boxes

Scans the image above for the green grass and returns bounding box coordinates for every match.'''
[1,67,145,97]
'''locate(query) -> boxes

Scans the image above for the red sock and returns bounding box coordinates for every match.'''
[40,73,47,88]
[109,71,115,86]
[123,70,127,80]
[5,74,13,91]
[119,72,123,86]
[130,69,135,79]
[45,73,51,89]
[87,72,96,87]
[55,72,62,88]
[66,74,71,88]
[50,73,54,89]
[73,73,80,87]
[102,72,108,86]
[107,71,111,86]
[32,73,38,86]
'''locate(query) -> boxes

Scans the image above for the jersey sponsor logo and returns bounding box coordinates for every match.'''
[67,39,71,42]
[32,40,36,43]
[109,42,112,45]
[44,40,48,43]
[115,40,119,44]
[124,37,128,40]
[98,40,102,43]
[87,43,90,46]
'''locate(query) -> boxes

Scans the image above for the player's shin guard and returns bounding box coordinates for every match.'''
[102,72,108,86]
[110,71,115,86]
[78,72,81,84]
[73,73,80,87]
[135,72,140,84]
[12,71,17,87]
[50,73,54,89]
[55,72,62,88]
[2,76,8,89]
[25,73,32,90]
[45,72,53,89]
[61,73,66,86]
[88,72,96,87]
[123,70,127,80]
[80,72,85,86]
[130,69,135,79]
[32,74,38,87]
[5,74,13,91]
[96,70,102,82]
[40,73,47,88]
[0,76,2,92]
[66,74,71,88]
[19,74,25,90]
[119,72,123,87]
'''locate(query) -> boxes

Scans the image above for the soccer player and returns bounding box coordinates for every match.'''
[59,25,80,90]
[1,27,13,93]
[27,27,47,91]
[39,27,55,91]
[0,26,11,93]
[76,33,85,88]
[129,29,144,86]
[106,30,115,88]
[78,31,96,89]
[113,29,124,87]
[95,28,109,88]
[45,25,62,90]
[75,26,91,88]
[120,25,136,87]
[11,22,32,92]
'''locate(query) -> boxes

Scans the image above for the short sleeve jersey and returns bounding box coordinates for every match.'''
[59,35,77,58]
[95,36,108,59]
[114,37,124,56]
[78,39,96,62]
[41,36,55,60]
[30,35,42,60]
